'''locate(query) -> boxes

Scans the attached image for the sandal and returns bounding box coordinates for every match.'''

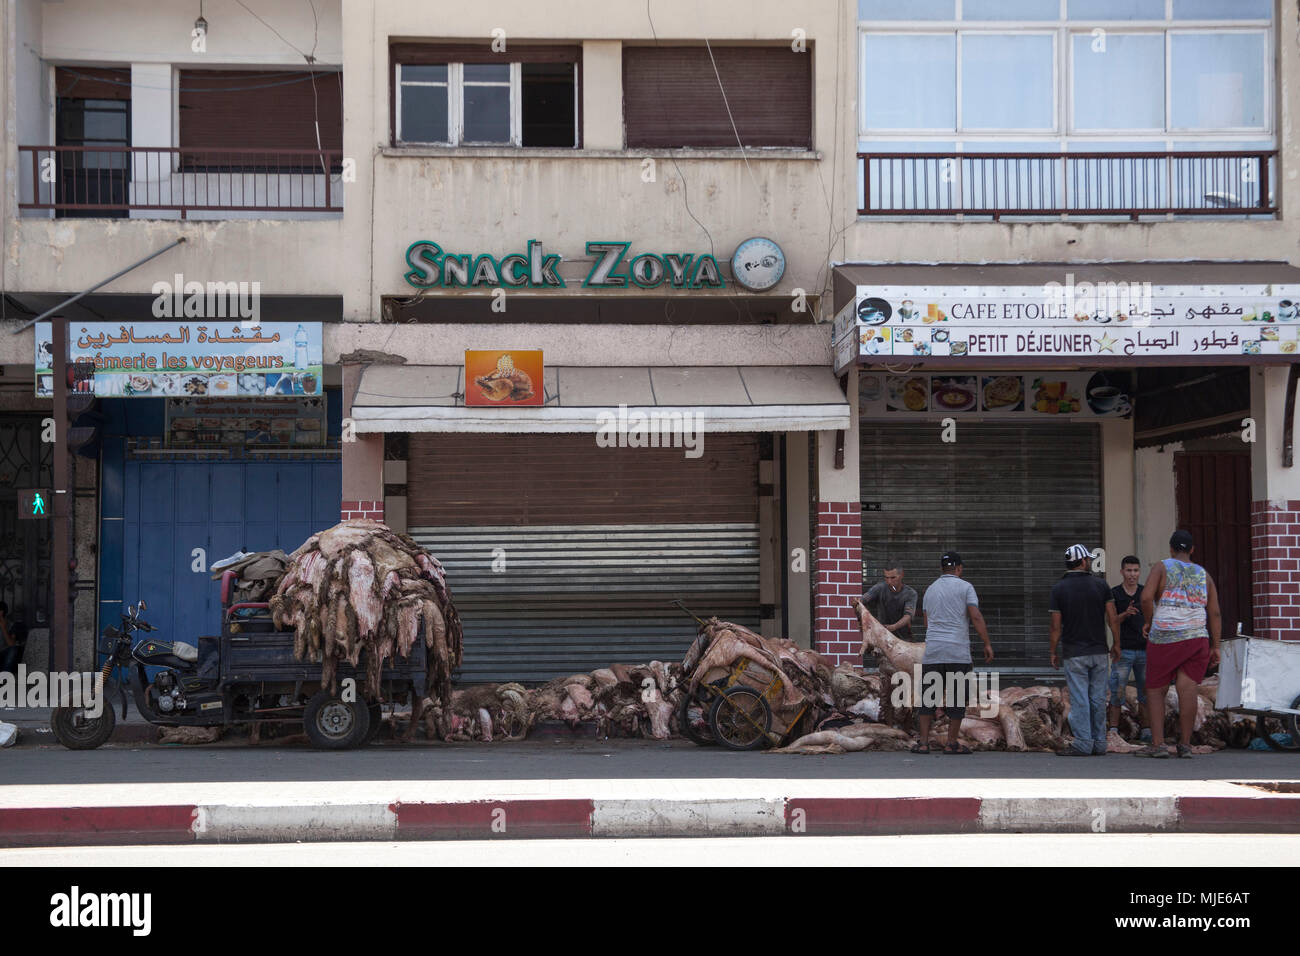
[1133,744,1170,758]
[909,743,930,754]
[943,743,972,755]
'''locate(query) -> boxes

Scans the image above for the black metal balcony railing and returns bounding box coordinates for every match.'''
[18,146,344,217]
[859,149,1277,219]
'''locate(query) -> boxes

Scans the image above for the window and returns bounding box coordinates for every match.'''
[392,45,579,147]
[623,45,812,149]
[179,70,343,168]
[860,5,1273,141]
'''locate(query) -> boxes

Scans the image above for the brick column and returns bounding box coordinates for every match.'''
[815,501,862,666]
[1249,368,1300,641]
[1251,500,1300,640]
[342,500,385,521]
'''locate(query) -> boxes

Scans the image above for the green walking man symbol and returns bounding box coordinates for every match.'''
[31,491,45,516]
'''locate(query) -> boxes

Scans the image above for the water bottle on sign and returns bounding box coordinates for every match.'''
[294,325,309,371]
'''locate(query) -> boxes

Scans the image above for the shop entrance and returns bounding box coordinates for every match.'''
[1174,450,1252,636]
[859,421,1103,670]
[407,433,761,682]
[118,460,339,641]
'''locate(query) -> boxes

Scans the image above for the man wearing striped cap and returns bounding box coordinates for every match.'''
[1050,544,1122,756]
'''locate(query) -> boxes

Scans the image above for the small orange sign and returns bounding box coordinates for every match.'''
[465,349,544,406]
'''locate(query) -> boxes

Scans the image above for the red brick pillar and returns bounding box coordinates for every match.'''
[1251,499,1300,640]
[815,501,863,665]
[342,500,385,521]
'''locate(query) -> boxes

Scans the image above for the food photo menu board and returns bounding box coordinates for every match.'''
[859,370,1134,420]
[165,397,326,449]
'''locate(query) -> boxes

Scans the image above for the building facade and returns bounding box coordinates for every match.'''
[1,0,1296,681]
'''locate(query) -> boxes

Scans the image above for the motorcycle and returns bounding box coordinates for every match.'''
[50,600,212,750]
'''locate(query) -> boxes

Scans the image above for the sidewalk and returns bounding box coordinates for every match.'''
[1,774,1297,846]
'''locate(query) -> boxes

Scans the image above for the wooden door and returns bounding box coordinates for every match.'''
[1174,451,1252,637]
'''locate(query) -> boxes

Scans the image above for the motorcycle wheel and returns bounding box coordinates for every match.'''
[51,704,116,750]
[302,689,371,750]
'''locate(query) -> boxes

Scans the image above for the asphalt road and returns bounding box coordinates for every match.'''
[3,738,1298,785]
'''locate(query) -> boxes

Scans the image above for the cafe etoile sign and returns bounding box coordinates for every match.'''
[403,240,726,290]
[833,281,1300,372]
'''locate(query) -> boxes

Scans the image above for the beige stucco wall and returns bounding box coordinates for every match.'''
[343,0,854,323]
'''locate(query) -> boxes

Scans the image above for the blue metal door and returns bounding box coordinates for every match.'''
[122,461,340,641]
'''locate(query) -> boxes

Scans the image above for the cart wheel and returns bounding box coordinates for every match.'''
[709,685,772,751]
[677,692,715,747]
[303,690,371,750]
[1258,695,1300,751]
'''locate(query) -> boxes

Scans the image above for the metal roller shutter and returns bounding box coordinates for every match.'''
[858,422,1101,670]
[622,46,812,149]
[408,434,760,682]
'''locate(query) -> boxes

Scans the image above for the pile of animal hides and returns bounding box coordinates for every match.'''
[415,599,1254,754]
[268,519,463,705]
[760,598,1249,756]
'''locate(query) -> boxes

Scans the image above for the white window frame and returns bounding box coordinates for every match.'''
[857,1,1274,148]
[395,61,579,148]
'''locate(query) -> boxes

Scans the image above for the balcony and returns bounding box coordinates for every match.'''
[18,146,344,219]
[859,149,1277,221]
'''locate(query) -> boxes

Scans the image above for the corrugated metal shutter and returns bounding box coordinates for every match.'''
[410,524,759,682]
[407,434,760,682]
[623,46,812,149]
[178,70,342,166]
[858,422,1101,669]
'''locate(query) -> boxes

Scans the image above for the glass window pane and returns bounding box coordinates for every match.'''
[463,84,511,142]
[1174,0,1271,19]
[401,64,447,83]
[964,0,1058,19]
[1170,32,1268,129]
[464,63,510,82]
[961,34,1054,130]
[399,84,448,142]
[1069,0,1164,18]
[859,0,954,19]
[522,62,576,147]
[863,34,956,129]
[1072,33,1164,130]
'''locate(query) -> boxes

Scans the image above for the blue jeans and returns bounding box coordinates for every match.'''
[1108,649,1147,706]
[1064,653,1110,754]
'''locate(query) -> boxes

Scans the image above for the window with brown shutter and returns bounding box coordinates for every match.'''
[178,70,342,169]
[623,45,812,149]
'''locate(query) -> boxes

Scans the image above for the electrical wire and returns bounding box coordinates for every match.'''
[52,65,337,94]
[704,38,762,200]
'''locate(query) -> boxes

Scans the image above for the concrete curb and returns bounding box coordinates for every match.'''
[1,793,1296,846]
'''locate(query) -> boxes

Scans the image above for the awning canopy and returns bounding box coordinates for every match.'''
[351,365,850,433]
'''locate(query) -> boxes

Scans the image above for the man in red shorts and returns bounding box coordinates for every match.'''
[1135,530,1221,758]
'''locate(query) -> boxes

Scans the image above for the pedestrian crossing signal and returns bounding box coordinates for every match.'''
[17,488,52,519]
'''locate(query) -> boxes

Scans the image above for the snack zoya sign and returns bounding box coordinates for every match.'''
[403,238,785,292]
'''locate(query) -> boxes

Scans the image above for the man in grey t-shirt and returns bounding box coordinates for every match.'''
[915,551,994,755]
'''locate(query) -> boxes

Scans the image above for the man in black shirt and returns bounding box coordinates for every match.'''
[1050,544,1122,756]
[860,562,919,669]
[1107,555,1150,741]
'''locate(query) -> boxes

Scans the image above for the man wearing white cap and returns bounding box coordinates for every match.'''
[1050,544,1122,756]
